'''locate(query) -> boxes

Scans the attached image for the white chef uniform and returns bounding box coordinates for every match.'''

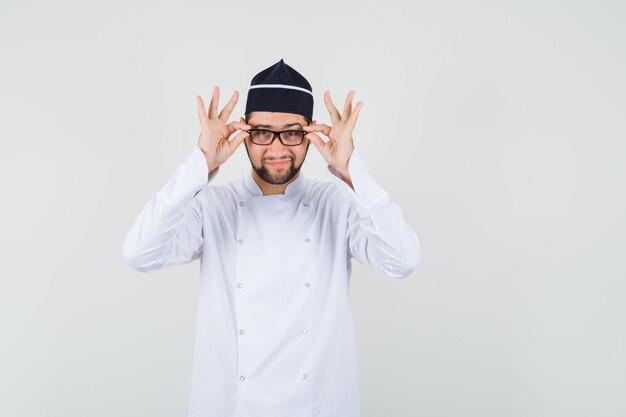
[122,144,421,417]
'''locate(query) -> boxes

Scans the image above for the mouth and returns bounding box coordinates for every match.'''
[266,159,291,168]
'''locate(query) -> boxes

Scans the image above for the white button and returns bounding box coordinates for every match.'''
[302,329,308,334]
[239,329,245,335]
[303,202,310,207]
[305,282,311,287]
[305,238,311,243]
[240,376,245,381]
[239,201,245,206]
[301,374,308,379]
[237,283,243,289]
[238,239,244,244]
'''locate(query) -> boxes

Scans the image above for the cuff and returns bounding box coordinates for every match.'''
[157,144,219,210]
[327,148,388,210]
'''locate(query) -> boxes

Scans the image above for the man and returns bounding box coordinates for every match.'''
[122,59,421,417]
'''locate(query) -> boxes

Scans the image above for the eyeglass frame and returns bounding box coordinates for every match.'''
[245,126,310,146]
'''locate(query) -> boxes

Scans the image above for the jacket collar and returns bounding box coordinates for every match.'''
[243,169,307,197]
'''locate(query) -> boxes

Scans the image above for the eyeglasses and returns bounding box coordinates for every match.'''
[246,128,308,146]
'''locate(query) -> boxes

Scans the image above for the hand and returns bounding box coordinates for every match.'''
[302,90,363,176]
[196,86,251,172]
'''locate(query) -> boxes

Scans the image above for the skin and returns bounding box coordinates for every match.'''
[196,85,364,195]
[241,111,312,195]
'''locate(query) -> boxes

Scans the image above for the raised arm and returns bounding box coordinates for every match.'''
[328,149,421,278]
[121,145,217,272]
[122,86,251,272]
[303,90,420,278]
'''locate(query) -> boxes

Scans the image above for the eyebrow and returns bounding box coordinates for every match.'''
[252,122,303,129]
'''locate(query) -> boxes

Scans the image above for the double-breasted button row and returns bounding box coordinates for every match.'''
[237,328,307,337]
[239,238,310,244]
[239,374,308,382]
[239,200,309,207]
[238,282,310,289]
[235,214,244,383]
[239,237,310,243]
[237,229,311,382]
[232,237,310,242]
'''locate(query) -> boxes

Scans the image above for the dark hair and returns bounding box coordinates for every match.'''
[245,113,312,126]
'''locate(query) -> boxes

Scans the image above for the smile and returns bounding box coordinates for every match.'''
[267,160,290,167]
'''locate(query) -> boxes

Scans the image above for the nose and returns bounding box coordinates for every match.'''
[265,133,290,156]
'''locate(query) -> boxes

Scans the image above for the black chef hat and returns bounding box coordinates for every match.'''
[245,59,313,121]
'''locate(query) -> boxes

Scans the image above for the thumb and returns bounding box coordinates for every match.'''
[305,132,325,153]
[228,130,249,155]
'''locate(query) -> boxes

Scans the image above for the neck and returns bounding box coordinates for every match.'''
[252,170,300,196]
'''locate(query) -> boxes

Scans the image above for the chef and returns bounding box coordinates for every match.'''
[122,58,421,417]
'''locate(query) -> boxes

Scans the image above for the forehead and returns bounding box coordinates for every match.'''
[248,111,307,128]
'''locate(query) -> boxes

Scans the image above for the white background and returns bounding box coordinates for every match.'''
[1,0,625,416]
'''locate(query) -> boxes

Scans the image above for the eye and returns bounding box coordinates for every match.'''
[286,130,298,136]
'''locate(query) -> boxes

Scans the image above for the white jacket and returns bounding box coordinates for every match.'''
[122,144,421,417]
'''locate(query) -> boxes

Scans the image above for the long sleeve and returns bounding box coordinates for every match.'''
[122,144,220,272]
[327,148,421,278]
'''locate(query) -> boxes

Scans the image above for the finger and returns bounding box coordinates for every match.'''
[324,90,341,125]
[227,121,251,136]
[302,123,332,136]
[218,90,239,122]
[342,90,355,121]
[196,96,208,127]
[208,85,220,119]
[227,121,251,130]
[347,101,364,129]
[227,129,249,155]
[305,131,326,153]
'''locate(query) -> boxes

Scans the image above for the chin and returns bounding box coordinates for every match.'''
[268,166,296,184]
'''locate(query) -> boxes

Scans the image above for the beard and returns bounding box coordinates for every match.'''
[246,141,310,185]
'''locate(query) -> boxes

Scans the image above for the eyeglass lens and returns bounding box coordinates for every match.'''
[250,130,304,145]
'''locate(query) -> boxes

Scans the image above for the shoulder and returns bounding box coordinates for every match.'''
[304,177,354,211]
[193,176,247,209]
